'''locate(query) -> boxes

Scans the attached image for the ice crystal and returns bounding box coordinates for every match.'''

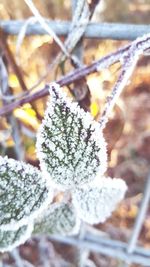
[0,223,33,252]
[72,177,127,224]
[0,156,53,230]
[34,202,80,235]
[37,83,107,189]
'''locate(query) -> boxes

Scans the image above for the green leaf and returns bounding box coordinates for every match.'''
[0,224,33,252]
[37,83,107,190]
[0,156,53,230]
[72,177,127,224]
[34,202,80,235]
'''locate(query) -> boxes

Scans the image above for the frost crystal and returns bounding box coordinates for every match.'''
[37,83,107,189]
[0,156,53,230]
[72,177,127,224]
[34,202,80,235]
[0,223,33,252]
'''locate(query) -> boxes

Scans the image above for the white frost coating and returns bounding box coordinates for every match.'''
[34,202,80,236]
[36,82,107,190]
[72,177,127,224]
[0,156,54,230]
[0,223,33,253]
[96,33,150,72]
[97,34,150,129]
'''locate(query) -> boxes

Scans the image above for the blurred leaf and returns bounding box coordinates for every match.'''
[14,107,40,130]
[34,203,80,236]
[104,105,125,154]
[90,101,99,117]
[9,73,19,88]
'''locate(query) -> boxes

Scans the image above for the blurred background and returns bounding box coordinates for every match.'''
[0,0,150,266]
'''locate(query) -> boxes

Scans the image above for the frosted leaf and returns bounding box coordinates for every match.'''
[0,223,33,252]
[72,177,127,224]
[37,83,107,189]
[34,202,80,235]
[0,156,53,230]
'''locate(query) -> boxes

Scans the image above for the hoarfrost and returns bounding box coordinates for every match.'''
[0,156,53,230]
[0,223,33,252]
[72,177,127,224]
[37,83,107,190]
[34,202,80,235]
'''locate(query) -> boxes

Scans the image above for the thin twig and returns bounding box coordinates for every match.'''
[127,173,150,253]
[38,236,51,267]
[123,172,150,266]
[99,33,150,129]
[10,249,24,267]
[62,0,90,57]
[23,0,92,92]
[24,0,70,57]
[21,0,91,94]
[0,29,42,120]
[16,17,37,58]
[0,29,28,92]
[0,55,25,160]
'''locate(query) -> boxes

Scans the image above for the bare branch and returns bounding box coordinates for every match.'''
[0,43,129,116]
[1,33,150,124]
[0,42,25,161]
[0,29,28,92]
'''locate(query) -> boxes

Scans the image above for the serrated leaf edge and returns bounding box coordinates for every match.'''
[0,223,33,253]
[36,83,107,190]
[72,177,127,224]
[34,202,81,236]
[0,156,54,231]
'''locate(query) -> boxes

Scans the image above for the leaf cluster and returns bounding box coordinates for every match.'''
[0,83,127,252]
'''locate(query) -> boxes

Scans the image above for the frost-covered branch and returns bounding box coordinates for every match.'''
[1,33,150,119]
[99,33,150,129]
[0,43,130,116]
